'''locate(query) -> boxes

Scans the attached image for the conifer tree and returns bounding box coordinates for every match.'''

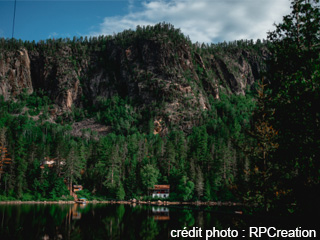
[266,0,320,212]
[0,128,11,182]
[247,82,279,211]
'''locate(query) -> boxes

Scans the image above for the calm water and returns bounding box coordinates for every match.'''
[0,203,316,240]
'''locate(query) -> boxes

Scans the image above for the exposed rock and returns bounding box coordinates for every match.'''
[0,48,33,100]
[71,118,111,138]
[29,46,83,110]
[0,32,269,133]
[153,117,164,135]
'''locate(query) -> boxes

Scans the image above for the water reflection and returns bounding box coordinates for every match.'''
[69,203,87,220]
[152,206,170,221]
[0,204,315,240]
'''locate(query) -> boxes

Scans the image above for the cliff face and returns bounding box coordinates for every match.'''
[0,29,269,133]
[0,48,33,100]
[29,46,83,110]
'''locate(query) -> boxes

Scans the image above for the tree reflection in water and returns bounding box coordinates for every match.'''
[0,204,314,240]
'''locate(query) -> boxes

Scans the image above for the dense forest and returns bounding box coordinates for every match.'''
[0,0,319,215]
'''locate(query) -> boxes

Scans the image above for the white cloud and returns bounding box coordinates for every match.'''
[48,32,59,39]
[93,0,291,43]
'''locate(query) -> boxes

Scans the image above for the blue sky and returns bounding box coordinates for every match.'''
[0,0,292,43]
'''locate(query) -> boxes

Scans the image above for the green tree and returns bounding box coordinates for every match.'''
[246,82,279,211]
[266,0,320,213]
[64,140,85,196]
[140,164,160,193]
[103,144,122,198]
[195,166,204,199]
[176,176,194,201]
[0,128,11,183]
[13,136,28,198]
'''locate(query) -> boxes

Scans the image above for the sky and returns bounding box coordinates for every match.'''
[0,0,292,44]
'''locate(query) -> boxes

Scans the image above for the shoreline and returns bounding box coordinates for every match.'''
[0,200,243,206]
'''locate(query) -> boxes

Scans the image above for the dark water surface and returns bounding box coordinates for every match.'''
[0,203,316,239]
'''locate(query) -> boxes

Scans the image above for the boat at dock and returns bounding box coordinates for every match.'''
[76,198,87,204]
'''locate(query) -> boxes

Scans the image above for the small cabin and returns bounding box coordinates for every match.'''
[40,160,56,169]
[40,157,65,169]
[151,185,170,198]
[73,185,83,192]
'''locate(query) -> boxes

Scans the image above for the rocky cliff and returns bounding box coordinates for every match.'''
[0,48,33,100]
[0,24,269,134]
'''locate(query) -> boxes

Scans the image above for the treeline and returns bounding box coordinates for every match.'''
[0,88,256,203]
[0,22,269,55]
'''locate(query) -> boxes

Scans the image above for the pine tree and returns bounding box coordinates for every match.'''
[140,164,160,193]
[64,140,85,196]
[0,128,11,182]
[13,136,27,198]
[247,82,279,211]
[266,0,320,212]
[195,166,204,199]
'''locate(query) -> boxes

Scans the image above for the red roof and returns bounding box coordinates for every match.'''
[154,185,170,189]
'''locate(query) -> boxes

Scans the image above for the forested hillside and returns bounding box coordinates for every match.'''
[0,0,319,215]
[0,24,267,203]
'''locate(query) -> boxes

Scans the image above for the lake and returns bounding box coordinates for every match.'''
[0,203,317,239]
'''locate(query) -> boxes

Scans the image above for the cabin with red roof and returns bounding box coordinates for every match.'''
[150,185,170,198]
